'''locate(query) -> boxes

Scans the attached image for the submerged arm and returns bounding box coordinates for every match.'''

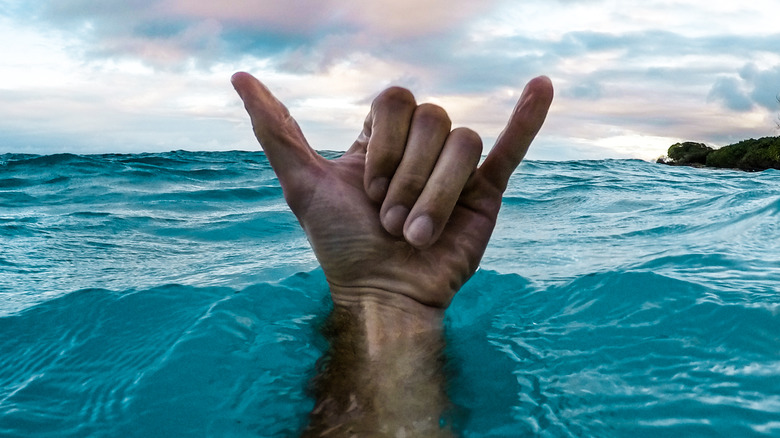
[304,299,452,437]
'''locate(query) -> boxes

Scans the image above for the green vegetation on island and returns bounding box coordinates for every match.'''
[657,136,780,171]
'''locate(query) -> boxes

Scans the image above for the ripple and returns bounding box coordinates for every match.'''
[3,155,780,436]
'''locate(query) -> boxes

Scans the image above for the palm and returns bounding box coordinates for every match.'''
[292,152,501,308]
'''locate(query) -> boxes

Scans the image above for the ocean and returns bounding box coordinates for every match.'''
[1,151,779,437]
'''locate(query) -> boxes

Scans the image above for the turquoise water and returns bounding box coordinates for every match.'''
[1,151,779,437]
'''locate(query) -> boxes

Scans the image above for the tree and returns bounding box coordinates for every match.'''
[776,94,780,130]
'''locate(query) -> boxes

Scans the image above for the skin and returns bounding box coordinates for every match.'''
[231,72,553,435]
[231,72,553,313]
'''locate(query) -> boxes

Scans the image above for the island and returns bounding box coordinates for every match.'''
[657,136,780,171]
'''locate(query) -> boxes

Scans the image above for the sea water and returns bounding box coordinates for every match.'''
[1,151,779,437]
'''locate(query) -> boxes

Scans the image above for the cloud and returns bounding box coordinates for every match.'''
[708,76,754,112]
[159,0,499,37]
[741,63,780,110]
[708,63,780,113]
[27,1,780,102]
[0,76,240,154]
[32,0,502,70]
[3,0,780,159]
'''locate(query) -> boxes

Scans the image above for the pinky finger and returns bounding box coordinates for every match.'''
[479,76,553,192]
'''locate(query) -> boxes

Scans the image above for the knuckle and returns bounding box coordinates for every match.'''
[374,86,416,111]
[451,127,483,156]
[414,103,451,129]
[448,128,482,162]
[394,171,429,192]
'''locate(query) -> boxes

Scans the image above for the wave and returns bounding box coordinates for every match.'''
[1,265,779,437]
[447,268,780,437]
[2,153,780,436]
[0,274,329,437]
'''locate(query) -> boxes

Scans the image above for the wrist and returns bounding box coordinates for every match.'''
[328,284,445,357]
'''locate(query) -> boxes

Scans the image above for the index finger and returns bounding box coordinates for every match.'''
[479,76,554,192]
[231,72,319,181]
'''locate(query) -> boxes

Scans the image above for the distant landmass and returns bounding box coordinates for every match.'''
[657,136,780,171]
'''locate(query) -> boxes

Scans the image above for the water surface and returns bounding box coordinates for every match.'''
[1,151,779,436]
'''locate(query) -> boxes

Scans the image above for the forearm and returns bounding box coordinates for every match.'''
[303,294,454,437]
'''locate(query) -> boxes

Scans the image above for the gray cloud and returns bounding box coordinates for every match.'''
[741,63,780,110]
[708,64,780,112]
[708,76,754,112]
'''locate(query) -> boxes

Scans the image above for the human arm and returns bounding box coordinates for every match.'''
[231,72,553,435]
[304,303,450,437]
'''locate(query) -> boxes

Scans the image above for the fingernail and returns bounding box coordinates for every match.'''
[382,205,409,236]
[368,177,389,201]
[406,215,434,247]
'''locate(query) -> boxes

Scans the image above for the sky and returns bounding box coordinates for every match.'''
[1,0,779,161]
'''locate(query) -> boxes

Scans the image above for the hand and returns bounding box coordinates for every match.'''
[231,72,553,312]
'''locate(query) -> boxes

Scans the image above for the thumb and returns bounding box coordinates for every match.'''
[231,72,319,182]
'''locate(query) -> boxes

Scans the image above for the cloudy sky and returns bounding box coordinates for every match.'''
[1,0,779,160]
